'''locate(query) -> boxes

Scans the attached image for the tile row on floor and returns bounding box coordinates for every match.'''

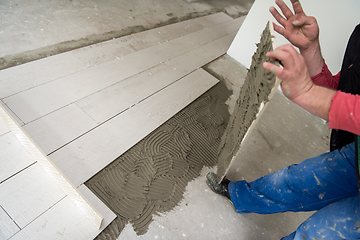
[0,13,245,239]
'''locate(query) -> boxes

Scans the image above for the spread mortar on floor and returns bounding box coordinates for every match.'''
[86,81,231,238]
[216,22,277,182]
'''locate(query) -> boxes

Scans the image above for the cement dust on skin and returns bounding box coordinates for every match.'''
[86,81,231,239]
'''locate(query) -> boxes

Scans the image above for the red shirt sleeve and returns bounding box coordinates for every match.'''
[311,61,340,89]
[312,62,360,135]
[329,91,360,135]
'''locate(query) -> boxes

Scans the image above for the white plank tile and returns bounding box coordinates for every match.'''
[76,32,235,123]
[0,163,66,228]
[22,103,97,155]
[70,12,232,67]
[9,31,235,160]
[15,32,235,174]
[9,196,99,240]
[0,132,36,183]
[49,107,159,187]
[1,101,24,126]
[0,206,20,240]
[0,103,103,229]
[77,184,116,231]
[0,53,87,99]
[46,32,236,188]
[49,69,218,187]
[137,69,219,125]
[76,62,174,123]
[4,18,242,124]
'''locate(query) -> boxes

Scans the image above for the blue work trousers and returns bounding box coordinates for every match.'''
[229,143,360,239]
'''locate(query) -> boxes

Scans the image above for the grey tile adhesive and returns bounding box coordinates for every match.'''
[86,21,277,238]
[86,81,231,238]
[217,21,279,182]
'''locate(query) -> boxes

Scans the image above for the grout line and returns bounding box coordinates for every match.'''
[0,162,37,185]
[1,204,22,230]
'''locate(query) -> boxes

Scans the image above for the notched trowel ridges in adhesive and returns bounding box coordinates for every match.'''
[216,21,279,183]
[86,82,231,238]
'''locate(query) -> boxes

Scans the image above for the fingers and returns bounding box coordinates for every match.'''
[275,0,294,19]
[271,0,307,28]
[266,44,297,66]
[263,44,300,78]
[272,22,285,36]
[269,6,287,27]
[291,0,305,15]
[262,62,283,76]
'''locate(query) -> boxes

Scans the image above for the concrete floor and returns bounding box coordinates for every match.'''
[1,0,331,239]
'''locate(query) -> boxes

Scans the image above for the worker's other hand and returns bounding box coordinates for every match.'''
[270,0,319,52]
[263,44,314,102]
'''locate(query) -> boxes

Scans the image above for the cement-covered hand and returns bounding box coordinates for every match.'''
[263,44,336,121]
[263,44,313,101]
[270,0,319,52]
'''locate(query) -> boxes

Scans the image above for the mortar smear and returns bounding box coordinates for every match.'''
[216,22,276,182]
[86,81,231,238]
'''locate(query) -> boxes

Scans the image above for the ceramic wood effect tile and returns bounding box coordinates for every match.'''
[136,69,219,125]
[0,132,36,183]
[0,163,66,229]
[49,69,219,187]
[0,54,88,99]
[3,18,242,124]
[9,196,100,240]
[17,32,235,163]
[76,32,236,123]
[20,33,233,192]
[0,206,20,239]
[22,103,98,155]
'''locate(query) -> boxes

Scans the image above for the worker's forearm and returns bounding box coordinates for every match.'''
[293,84,336,121]
[299,41,324,77]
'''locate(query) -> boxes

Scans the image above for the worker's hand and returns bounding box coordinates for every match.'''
[270,0,319,52]
[263,44,314,102]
